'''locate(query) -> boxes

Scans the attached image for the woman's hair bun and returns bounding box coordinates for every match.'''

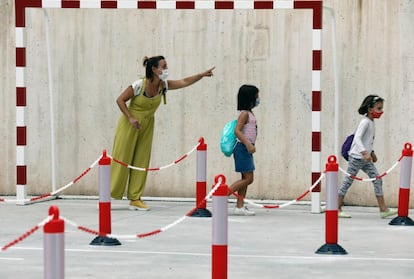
[142,56,149,67]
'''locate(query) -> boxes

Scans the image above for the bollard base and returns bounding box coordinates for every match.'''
[190,208,212,218]
[315,243,347,255]
[389,216,414,226]
[90,236,121,246]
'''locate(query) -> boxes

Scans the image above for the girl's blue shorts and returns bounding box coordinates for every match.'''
[233,142,255,173]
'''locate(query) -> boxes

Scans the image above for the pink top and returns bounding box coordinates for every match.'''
[240,110,257,144]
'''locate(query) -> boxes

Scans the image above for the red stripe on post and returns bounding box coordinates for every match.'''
[17,126,27,146]
[101,1,118,8]
[16,48,26,67]
[196,181,207,209]
[215,1,234,9]
[176,1,195,9]
[16,87,26,106]
[312,131,321,152]
[15,0,42,27]
[17,165,27,185]
[254,1,273,9]
[312,91,321,111]
[294,0,322,29]
[138,1,156,8]
[312,1,322,29]
[212,245,228,279]
[312,50,321,70]
[99,202,111,234]
[62,0,80,8]
[325,210,338,244]
[312,172,321,192]
[398,188,410,217]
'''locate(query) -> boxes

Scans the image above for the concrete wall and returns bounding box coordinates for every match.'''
[1,0,413,207]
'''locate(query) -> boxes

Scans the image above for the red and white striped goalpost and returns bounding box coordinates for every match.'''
[14,0,323,211]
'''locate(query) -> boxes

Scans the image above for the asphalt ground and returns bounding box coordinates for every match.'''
[1,197,414,279]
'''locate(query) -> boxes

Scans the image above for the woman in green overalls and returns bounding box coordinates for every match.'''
[111,55,215,210]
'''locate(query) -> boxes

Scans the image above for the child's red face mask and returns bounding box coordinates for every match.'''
[371,110,383,119]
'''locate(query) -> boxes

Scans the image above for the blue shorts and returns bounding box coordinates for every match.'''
[233,142,255,173]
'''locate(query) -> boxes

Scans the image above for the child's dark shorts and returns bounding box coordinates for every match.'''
[233,142,255,173]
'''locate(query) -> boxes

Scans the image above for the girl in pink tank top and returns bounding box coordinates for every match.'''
[228,84,260,216]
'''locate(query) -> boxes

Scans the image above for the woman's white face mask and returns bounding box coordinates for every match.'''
[158,69,169,81]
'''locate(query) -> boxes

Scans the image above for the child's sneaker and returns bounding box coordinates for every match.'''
[380,208,397,219]
[234,206,255,216]
[338,211,351,218]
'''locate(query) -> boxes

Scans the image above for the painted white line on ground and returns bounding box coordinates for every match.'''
[0,257,24,261]
[11,247,414,262]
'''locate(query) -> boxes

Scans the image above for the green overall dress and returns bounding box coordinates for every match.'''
[110,78,164,200]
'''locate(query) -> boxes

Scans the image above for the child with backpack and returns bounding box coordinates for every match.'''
[228,85,259,216]
[338,95,397,218]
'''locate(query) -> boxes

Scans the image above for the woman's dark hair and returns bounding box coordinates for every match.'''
[237,85,259,110]
[358,95,384,115]
[142,55,165,79]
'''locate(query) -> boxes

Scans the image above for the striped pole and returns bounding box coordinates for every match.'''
[15,0,28,205]
[90,150,121,246]
[212,174,228,279]
[316,155,347,255]
[44,205,64,279]
[191,137,212,217]
[390,142,414,226]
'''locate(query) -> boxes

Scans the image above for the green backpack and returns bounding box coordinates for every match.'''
[220,119,237,157]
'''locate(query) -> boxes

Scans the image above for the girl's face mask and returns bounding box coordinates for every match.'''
[371,110,383,119]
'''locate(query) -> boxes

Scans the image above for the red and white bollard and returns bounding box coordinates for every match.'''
[90,150,121,246]
[212,174,228,279]
[390,142,414,226]
[44,205,64,279]
[191,137,212,217]
[316,155,347,255]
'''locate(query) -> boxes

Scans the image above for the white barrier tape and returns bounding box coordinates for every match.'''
[110,141,200,172]
[51,156,101,196]
[62,179,223,240]
[339,160,400,182]
[229,172,326,209]
[0,156,101,204]
[1,215,52,252]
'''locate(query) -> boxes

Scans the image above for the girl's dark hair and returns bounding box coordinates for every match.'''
[142,55,165,79]
[237,85,259,110]
[358,95,384,115]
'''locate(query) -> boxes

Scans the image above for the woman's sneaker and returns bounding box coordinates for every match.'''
[234,206,255,216]
[129,200,150,211]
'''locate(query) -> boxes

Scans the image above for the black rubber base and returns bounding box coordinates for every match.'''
[315,243,347,255]
[389,216,414,226]
[90,236,122,246]
[190,208,212,218]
